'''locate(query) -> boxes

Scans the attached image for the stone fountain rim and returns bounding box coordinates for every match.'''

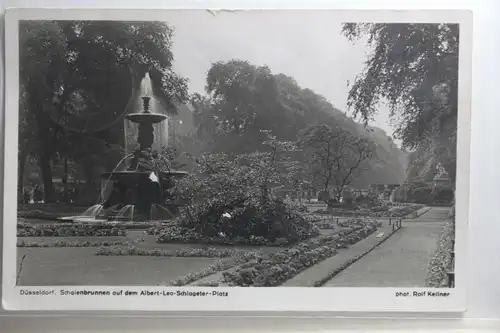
[100,170,188,179]
[125,112,167,124]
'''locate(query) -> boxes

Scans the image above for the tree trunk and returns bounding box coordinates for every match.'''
[83,159,97,204]
[63,157,68,187]
[38,151,55,202]
[443,162,456,186]
[18,150,27,196]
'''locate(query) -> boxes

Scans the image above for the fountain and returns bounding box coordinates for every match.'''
[60,73,188,223]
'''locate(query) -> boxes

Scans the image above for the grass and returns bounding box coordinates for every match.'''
[16,247,219,286]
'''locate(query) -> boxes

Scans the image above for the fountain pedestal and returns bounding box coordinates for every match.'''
[99,96,187,221]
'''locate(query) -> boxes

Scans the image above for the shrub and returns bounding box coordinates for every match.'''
[411,187,433,204]
[155,197,320,246]
[155,132,317,246]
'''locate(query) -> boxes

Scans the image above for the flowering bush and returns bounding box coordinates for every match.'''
[222,223,378,286]
[175,197,318,243]
[17,222,126,237]
[151,131,317,245]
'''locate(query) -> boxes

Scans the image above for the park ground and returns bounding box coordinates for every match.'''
[15,206,451,287]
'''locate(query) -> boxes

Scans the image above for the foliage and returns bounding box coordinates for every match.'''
[152,132,318,244]
[391,182,454,205]
[19,20,190,200]
[191,59,406,189]
[342,23,458,183]
[432,185,454,203]
[299,124,373,200]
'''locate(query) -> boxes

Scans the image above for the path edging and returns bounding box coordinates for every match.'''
[403,206,431,219]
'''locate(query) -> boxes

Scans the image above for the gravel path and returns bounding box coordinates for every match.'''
[322,207,450,287]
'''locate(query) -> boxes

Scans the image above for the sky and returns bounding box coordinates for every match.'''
[160,10,397,144]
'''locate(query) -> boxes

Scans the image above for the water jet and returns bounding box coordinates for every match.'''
[62,73,188,223]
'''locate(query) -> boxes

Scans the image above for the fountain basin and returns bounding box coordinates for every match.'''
[57,216,109,224]
[125,112,167,124]
[101,170,188,181]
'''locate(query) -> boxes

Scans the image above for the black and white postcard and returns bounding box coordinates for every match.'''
[3,8,472,312]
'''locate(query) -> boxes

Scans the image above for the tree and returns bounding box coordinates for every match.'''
[193,58,405,189]
[300,124,373,202]
[193,60,314,154]
[342,23,458,183]
[19,20,189,201]
[193,60,281,153]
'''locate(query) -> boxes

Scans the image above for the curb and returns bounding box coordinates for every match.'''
[403,206,431,219]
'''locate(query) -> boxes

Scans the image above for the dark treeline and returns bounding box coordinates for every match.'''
[19,20,457,203]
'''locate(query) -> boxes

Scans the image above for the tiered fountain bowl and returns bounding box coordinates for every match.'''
[60,94,188,223]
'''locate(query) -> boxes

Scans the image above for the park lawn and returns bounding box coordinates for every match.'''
[16,247,219,286]
[17,231,288,254]
[18,203,88,215]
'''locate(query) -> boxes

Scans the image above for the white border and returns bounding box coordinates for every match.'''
[2,7,472,312]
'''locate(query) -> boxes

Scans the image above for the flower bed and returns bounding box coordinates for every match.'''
[17,222,127,237]
[221,223,379,286]
[169,251,262,286]
[95,245,242,258]
[426,220,455,288]
[313,222,337,229]
[17,240,131,247]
